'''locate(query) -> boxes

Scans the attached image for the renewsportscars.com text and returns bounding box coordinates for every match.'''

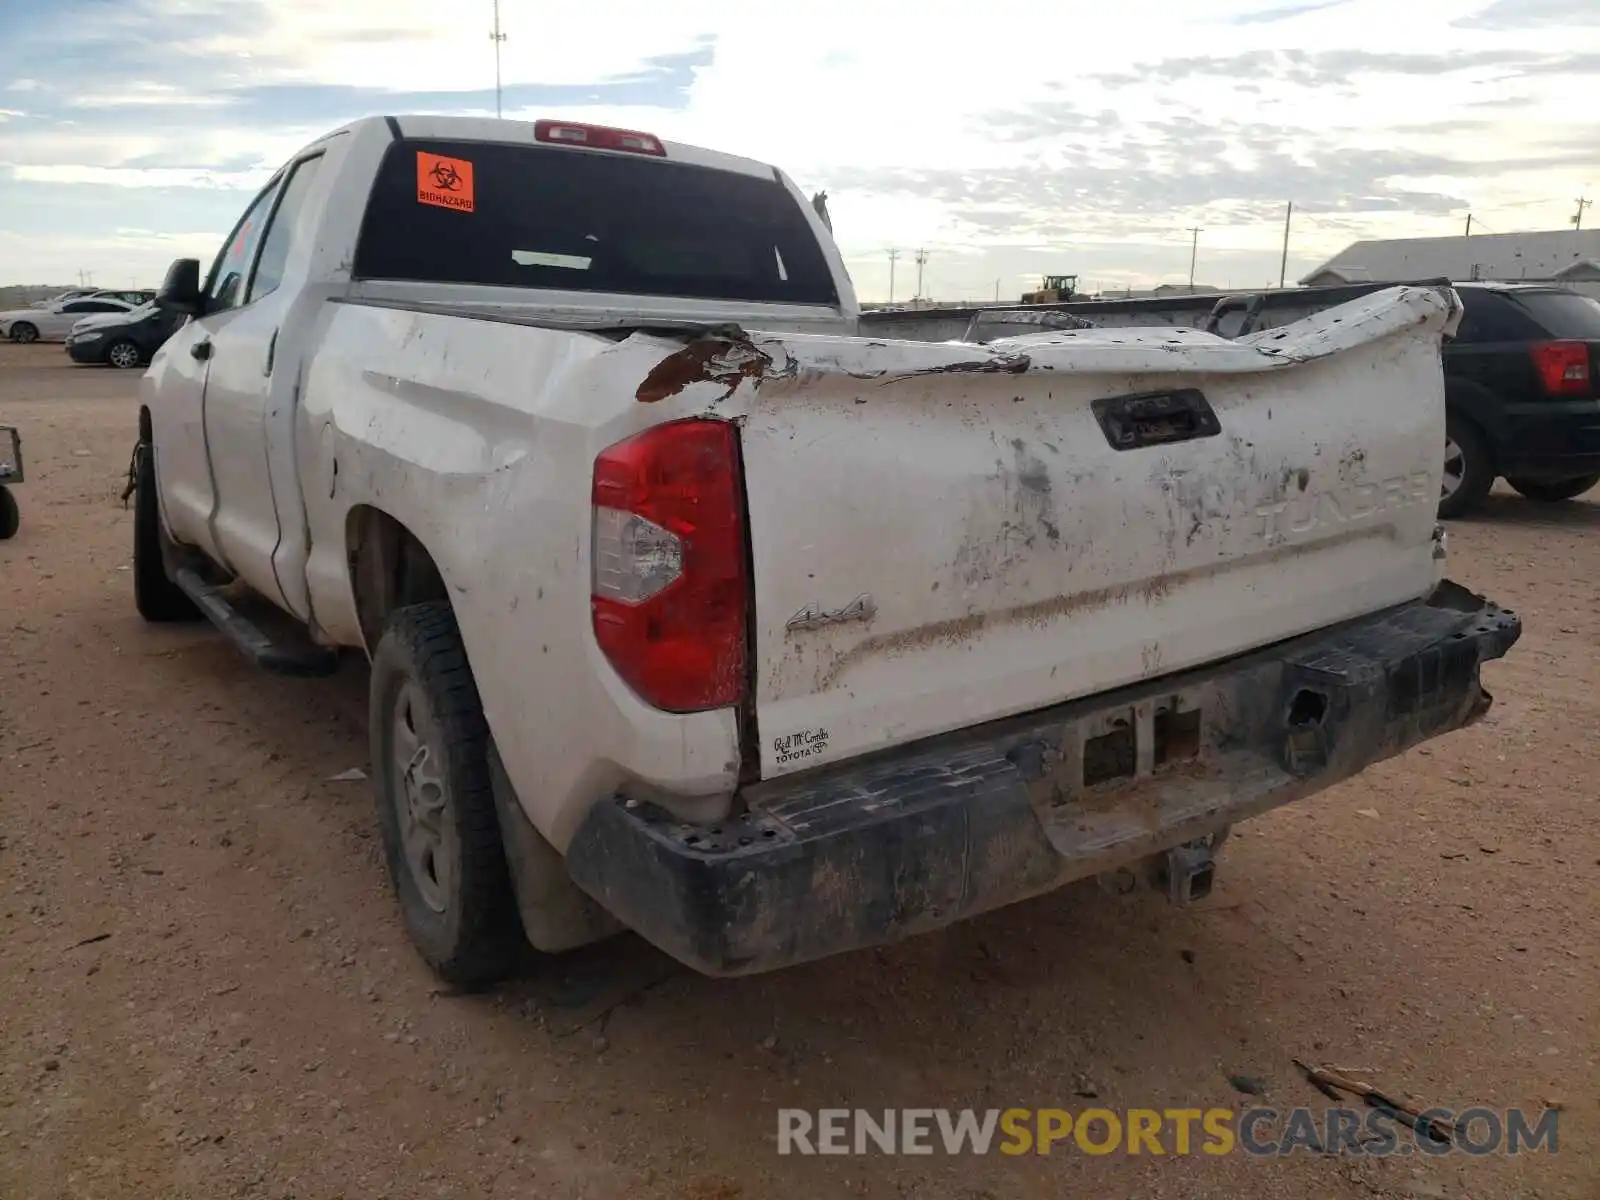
[777,1107,1559,1157]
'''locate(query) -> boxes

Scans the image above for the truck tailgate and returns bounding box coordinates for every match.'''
[728,285,1459,777]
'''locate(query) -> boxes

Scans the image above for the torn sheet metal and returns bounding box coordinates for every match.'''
[630,286,1459,406]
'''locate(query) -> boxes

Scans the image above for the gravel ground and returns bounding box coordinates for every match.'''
[1,342,1594,1199]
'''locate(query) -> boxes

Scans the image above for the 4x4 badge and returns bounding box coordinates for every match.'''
[786,594,875,633]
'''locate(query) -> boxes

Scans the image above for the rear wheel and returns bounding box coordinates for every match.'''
[1438,414,1494,520]
[369,602,522,986]
[1506,473,1600,503]
[107,339,143,369]
[131,439,200,622]
[0,485,18,540]
[9,322,38,344]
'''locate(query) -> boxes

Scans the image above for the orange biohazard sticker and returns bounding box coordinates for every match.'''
[416,152,475,213]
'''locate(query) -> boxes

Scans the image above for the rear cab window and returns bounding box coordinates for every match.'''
[352,138,840,307]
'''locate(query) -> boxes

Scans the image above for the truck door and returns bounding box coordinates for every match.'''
[195,153,325,616]
[152,176,283,566]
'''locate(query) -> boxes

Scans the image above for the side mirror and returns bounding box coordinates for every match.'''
[156,258,204,316]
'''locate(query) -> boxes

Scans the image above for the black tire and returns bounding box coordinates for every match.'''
[0,486,17,540]
[132,440,201,621]
[369,602,522,986]
[1505,473,1600,503]
[107,339,144,370]
[1439,413,1494,520]
[9,322,38,344]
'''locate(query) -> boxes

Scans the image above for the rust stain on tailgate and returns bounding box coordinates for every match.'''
[808,529,1381,693]
[812,578,1153,691]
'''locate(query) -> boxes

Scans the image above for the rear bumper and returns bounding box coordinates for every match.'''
[566,580,1521,976]
[1498,399,1600,477]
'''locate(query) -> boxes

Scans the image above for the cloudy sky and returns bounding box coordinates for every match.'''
[1,0,1597,300]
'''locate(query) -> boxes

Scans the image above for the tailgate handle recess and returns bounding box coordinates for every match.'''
[1092,388,1221,451]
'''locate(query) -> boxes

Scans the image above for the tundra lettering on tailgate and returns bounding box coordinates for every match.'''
[1256,470,1433,542]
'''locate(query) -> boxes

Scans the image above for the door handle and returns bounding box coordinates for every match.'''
[191,339,212,362]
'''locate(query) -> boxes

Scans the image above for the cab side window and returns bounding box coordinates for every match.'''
[248,155,325,305]
[206,179,283,312]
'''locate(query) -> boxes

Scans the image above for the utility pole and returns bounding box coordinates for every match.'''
[1186,226,1203,290]
[914,248,929,301]
[1574,197,1593,230]
[1277,201,1294,289]
[994,278,1000,302]
[489,0,507,118]
[1465,212,1472,237]
[886,249,899,304]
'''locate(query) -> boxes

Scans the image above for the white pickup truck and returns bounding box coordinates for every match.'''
[134,114,1520,982]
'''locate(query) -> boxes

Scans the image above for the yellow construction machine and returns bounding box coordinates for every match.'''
[1020,274,1079,304]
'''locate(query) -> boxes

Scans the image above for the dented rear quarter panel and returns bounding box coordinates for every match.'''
[296,302,763,849]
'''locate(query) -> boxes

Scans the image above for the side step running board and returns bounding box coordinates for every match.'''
[172,567,340,677]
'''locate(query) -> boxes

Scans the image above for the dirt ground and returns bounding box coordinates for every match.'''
[0,340,1594,1200]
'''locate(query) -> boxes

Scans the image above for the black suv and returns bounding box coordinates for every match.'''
[1441,283,1600,518]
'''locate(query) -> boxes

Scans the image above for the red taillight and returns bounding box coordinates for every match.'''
[534,119,666,157]
[591,419,748,712]
[1530,340,1591,396]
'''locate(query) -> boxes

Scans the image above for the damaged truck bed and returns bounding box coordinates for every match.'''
[133,113,1520,981]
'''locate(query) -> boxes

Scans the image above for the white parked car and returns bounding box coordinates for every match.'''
[132,114,1519,983]
[2,296,135,343]
[30,287,98,308]
[29,287,150,309]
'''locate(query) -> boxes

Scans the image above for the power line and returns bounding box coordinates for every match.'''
[1278,201,1294,288]
[1493,196,1572,209]
[489,0,507,118]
